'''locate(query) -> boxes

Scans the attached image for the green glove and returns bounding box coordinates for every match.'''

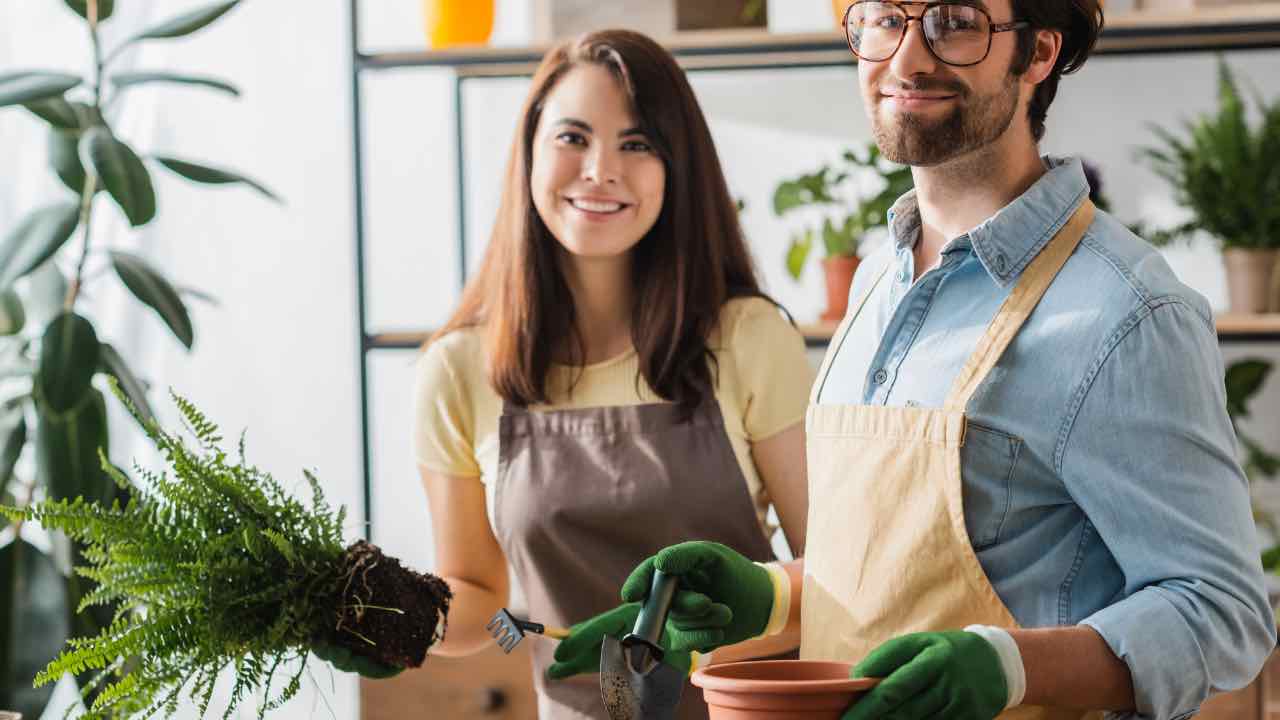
[311,640,404,679]
[843,631,1007,720]
[621,541,775,652]
[546,599,728,680]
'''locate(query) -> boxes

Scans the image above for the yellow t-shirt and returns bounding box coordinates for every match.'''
[412,296,815,532]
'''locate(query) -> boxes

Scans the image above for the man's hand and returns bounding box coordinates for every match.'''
[546,598,727,680]
[843,631,1007,720]
[621,541,776,651]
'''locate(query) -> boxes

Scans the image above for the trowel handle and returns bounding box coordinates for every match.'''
[630,569,678,648]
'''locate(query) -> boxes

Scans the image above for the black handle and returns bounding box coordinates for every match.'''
[623,570,677,661]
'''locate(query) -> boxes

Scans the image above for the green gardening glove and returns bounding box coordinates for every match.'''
[621,541,775,652]
[547,602,711,680]
[311,640,404,679]
[843,631,1007,720]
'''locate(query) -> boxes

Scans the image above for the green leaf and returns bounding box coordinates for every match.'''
[38,313,101,415]
[118,0,241,48]
[109,252,194,349]
[0,291,25,336]
[785,230,813,281]
[79,127,156,227]
[51,126,89,196]
[24,96,80,129]
[0,539,71,720]
[0,72,81,109]
[0,405,25,503]
[155,156,281,202]
[0,203,80,292]
[111,71,240,98]
[37,388,110,505]
[1225,359,1272,420]
[64,0,116,21]
[98,343,155,426]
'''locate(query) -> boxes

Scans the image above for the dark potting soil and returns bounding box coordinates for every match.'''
[328,540,453,668]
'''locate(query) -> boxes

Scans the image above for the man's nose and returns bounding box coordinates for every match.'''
[888,18,939,78]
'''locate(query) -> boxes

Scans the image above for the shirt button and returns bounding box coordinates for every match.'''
[994,253,1008,273]
[873,369,889,384]
[899,268,910,282]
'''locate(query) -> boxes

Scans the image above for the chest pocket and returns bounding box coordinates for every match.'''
[960,421,1023,550]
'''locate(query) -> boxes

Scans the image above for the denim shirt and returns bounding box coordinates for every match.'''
[817,157,1276,719]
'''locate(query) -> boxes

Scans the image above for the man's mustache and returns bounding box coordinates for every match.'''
[880,76,968,96]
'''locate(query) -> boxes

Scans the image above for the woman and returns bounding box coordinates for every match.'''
[412,29,813,719]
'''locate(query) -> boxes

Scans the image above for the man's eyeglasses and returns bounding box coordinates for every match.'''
[842,1,1029,68]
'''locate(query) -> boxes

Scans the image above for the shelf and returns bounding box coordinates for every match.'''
[357,6,1280,76]
[367,314,1280,351]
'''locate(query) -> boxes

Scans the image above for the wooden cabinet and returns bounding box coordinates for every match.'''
[361,644,536,720]
[1196,650,1280,720]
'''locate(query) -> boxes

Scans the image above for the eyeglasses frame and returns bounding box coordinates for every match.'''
[842,1,1030,68]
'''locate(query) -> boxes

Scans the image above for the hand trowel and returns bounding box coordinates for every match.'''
[600,570,686,720]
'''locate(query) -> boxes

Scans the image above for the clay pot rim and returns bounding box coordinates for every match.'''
[691,660,880,695]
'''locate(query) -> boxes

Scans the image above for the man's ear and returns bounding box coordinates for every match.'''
[1024,28,1063,85]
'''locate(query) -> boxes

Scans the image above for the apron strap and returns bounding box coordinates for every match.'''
[943,199,1095,413]
[811,262,892,404]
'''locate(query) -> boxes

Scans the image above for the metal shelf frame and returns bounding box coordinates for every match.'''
[348,1,1280,536]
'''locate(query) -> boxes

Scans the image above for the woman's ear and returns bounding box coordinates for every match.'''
[1024,28,1063,85]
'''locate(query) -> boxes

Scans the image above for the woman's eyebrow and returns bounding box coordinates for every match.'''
[552,118,593,132]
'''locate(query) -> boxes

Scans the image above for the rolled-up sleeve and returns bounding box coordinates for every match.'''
[1060,298,1276,719]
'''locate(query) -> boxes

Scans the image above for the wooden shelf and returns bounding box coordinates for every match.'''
[357,6,1280,77]
[369,314,1280,351]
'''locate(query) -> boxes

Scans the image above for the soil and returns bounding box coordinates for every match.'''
[327,540,452,669]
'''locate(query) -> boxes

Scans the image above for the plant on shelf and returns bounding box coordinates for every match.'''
[773,141,913,322]
[1,382,452,720]
[0,2,280,717]
[1226,360,1280,572]
[1137,56,1280,314]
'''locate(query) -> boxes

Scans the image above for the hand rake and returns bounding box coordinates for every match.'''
[486,607,570,653]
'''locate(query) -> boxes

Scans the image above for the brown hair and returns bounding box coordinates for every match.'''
[433,29,771,411]
[1011,0,1104,141]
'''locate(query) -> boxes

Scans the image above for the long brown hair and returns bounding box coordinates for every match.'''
[434,29,771,411]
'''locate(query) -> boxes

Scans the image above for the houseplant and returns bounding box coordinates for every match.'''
[0,2,279,717]
[1,382,452,720]
[1138,57,1280,313]
[773,142,912,322]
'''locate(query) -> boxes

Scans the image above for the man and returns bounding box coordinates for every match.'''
[550,1,1277,718]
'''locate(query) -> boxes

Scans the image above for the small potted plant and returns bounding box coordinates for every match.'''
[1138,57,1280,314]
[773,142,912,322]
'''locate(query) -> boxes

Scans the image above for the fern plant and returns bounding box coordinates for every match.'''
[1138,57,1280,249]
[0,381,452,719]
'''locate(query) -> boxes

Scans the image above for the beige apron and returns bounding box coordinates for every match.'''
[802,200,1099,720]
[496,390,781,719]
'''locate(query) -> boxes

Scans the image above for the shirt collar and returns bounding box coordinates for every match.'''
[885,156,1091,288]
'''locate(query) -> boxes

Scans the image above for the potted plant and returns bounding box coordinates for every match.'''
[1138,57,1280,314]
[0,2,280,717]
[1,382,453,719]
[773,142,912,322]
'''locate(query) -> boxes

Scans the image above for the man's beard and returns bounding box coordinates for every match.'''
[872,69,1020,167]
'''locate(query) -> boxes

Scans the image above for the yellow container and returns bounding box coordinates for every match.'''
[832,0,850,29]
[423,0,494,49]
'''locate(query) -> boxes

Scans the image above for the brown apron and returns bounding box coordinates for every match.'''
[496,391,779,719]
[802,200,1100,720]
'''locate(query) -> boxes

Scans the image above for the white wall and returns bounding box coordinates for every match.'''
[3,2,1279,719]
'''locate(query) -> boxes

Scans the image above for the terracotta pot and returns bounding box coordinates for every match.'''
[1222,248,1279,315]
[692,660,878,719]
[423,0,494,49]
[822,255,860,323]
